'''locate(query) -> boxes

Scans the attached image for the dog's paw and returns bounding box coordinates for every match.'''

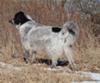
[68,63,78,71]
[24,57,29,64]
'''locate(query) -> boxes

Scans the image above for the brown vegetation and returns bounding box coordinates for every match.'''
[0,0,100,82]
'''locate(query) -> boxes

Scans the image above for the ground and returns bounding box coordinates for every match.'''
[0,0,100,83]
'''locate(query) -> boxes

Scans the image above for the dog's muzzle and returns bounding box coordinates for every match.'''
[9,19,14,24]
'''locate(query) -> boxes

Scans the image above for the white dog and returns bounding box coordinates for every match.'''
[9,11,79,69]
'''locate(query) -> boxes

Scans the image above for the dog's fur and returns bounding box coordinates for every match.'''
[9,11,79,69]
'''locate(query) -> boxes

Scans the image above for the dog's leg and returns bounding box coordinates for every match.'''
[64,46,76,70]
[24,50,36,64]
[51,58,57,68]
[31,51,37,63]
[24,50,30,63]
[27,50,37,64]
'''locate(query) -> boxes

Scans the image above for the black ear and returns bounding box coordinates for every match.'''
[52,27,62,33]
[13,11,30,25]
[16,11,25,16]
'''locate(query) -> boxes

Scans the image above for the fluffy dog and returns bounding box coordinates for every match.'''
[9,11,79,69]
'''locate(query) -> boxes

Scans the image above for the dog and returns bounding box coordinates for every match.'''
[9,11,79,69]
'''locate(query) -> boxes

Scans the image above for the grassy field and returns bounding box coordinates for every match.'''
[0,0,100,83]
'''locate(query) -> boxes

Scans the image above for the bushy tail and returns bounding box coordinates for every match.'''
[62,21,79,70]
[62,21,79,45]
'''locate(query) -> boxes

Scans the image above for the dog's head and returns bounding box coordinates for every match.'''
[9,11,31,29]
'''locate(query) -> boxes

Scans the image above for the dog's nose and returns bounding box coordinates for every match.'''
[9,20,12,24]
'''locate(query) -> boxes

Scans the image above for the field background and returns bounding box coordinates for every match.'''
[0,0,100,83]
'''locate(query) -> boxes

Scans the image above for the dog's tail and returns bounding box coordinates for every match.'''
[62,21,79,45]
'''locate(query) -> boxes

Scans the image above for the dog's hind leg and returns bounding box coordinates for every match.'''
[51,58,58,68]
[64,46,76,70]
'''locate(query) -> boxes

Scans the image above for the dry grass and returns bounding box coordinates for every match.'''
[0,0,100,82]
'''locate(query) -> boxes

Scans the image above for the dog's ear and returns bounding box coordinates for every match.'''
[13,11,30,25]
[15,11,25,18]
[17,11,24,15]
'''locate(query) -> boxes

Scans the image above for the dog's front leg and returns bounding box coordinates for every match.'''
[31,51,37,63]
[24,50,30,63]
[24,50,36,64]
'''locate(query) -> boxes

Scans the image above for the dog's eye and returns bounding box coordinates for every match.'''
[52,27,62,33]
